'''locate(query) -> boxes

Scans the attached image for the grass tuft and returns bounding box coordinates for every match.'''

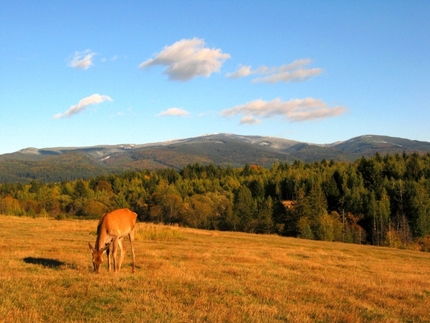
[135,223,185,241]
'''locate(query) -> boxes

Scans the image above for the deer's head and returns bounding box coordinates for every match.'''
[88,242,108,273]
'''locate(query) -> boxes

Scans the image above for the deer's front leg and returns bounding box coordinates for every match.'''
[111,238,119,272]
[106,243,112,272]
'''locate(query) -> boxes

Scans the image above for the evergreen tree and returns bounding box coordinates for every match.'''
[234,185,256,232]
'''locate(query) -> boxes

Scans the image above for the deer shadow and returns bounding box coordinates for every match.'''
[23,257,65,268]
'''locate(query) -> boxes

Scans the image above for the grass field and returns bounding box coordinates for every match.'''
[0,215,429,323]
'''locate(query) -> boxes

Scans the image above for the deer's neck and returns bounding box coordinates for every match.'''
[95,226,113,250]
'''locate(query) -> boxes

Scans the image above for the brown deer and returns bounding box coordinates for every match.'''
[88,208,137,273]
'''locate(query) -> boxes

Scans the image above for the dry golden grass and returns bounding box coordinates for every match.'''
[0,215,429,322]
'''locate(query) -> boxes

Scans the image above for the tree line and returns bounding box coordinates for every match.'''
[1,152,430,251]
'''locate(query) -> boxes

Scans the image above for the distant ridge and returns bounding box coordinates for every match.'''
[1,133,430,183]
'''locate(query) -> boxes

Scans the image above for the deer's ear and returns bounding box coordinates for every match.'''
[88,242,95,253]
[101,244,109,253]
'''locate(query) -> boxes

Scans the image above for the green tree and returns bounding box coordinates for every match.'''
[234,185,256,232]
[255,196,274,234]
[183,194,213,229]
[73,180,89,199]
[297,216,314,240]
[405,153,423,181]
[315,212,343,241]
[308,183,328,220]
[408,181,430,237]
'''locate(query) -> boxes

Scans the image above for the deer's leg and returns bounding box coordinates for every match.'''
[118,238,126,272]
[129,229,136,273]
[106,243,112,272]
[111,238,119,272]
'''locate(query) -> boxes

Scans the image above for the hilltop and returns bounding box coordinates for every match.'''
[1,133,430,183]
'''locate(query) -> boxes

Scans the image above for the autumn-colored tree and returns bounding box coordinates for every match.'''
[2,153,430,251]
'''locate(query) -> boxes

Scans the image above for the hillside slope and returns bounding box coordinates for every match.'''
[1,133,430,183]
[1,215,430,322]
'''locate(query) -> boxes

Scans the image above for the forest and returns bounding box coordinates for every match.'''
[1,152,430,251]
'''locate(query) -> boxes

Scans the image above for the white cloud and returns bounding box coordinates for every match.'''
[240,115,262,125]
[101,55,119,63]
[221,98,346,123]
[227,59,323,83]
[139,38,231,81]
[53,94,113,119]
[225,65,254,78]
[156,107,190,117]
[68,50,96,70]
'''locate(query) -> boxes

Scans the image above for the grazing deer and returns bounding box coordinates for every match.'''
[88,208,137,273]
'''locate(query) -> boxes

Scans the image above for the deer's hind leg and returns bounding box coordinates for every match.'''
[129,229,136,273]
[117,238,127,272]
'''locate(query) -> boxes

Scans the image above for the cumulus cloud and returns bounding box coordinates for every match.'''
[156,107,190,117]
[240,115,262,125]
[227,59,323,83]
[68,50,96,70]
[221,98,346,123]
[139,38,231,81]
[225,65,254,78]
[53,94,113,119]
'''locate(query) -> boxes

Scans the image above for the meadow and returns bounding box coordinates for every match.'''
[0,215,429,322]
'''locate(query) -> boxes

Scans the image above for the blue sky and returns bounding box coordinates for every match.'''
[1,1,429,155]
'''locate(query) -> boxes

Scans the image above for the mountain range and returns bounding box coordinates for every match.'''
[1,133,430,183]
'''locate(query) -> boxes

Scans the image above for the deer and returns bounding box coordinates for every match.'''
[88,208,137,273]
